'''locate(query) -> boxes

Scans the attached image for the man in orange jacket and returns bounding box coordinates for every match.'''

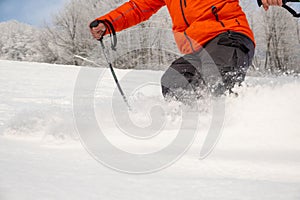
[90,0,282,99]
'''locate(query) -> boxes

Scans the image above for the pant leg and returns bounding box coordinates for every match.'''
[200,31,255,95]
[161,31,255,99]
[161,56,203,100]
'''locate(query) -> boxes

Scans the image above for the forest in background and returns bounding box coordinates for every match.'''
[0,0,299,75]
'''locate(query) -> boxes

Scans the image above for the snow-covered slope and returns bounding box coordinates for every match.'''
[0,60,299,200]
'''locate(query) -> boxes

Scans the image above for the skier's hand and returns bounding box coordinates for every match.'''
[89,21,106,40]
[262,0,283,11]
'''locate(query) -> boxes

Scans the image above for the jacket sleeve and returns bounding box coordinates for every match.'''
[97,0,165,33]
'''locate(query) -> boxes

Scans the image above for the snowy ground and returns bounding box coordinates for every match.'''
[0,60,300,200]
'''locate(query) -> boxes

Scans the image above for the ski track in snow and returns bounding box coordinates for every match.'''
[0,60,300,200]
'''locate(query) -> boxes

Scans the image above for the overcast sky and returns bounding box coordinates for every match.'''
[0,0,66,26]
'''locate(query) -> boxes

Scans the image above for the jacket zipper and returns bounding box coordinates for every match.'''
[180,0,189,27]
[180,0,195,53]
[212,6,225,27]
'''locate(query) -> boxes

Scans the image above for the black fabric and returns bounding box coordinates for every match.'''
[161,31,255,100]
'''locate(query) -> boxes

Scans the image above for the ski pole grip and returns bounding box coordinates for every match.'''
[257,0,262,6]
[257,0,262,7]
[90,20,106,42]
[90,20,100,29]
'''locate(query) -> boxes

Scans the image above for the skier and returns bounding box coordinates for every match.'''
[90,0,283,99]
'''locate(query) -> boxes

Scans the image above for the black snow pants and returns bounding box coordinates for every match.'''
[161,31,255,100]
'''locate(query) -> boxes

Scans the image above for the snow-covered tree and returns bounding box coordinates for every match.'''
[261,7,298,73]
[41,0,96,65]
[241,2,300,74]
[0,20,41,62]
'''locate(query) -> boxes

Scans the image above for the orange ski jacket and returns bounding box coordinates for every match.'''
[97,0,255,54]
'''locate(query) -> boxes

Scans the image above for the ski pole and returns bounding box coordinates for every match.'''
[90,20,132,111]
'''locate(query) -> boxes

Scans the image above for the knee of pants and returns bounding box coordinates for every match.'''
[161,69,195,98]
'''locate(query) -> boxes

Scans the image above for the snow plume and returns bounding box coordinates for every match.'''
[0,60,300,175]
[3,107,78,144]
[223,77,300,151]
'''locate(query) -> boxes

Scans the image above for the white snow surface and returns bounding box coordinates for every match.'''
[0,60,300,200]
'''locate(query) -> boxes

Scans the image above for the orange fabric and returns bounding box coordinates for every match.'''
[97,0,255,54]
